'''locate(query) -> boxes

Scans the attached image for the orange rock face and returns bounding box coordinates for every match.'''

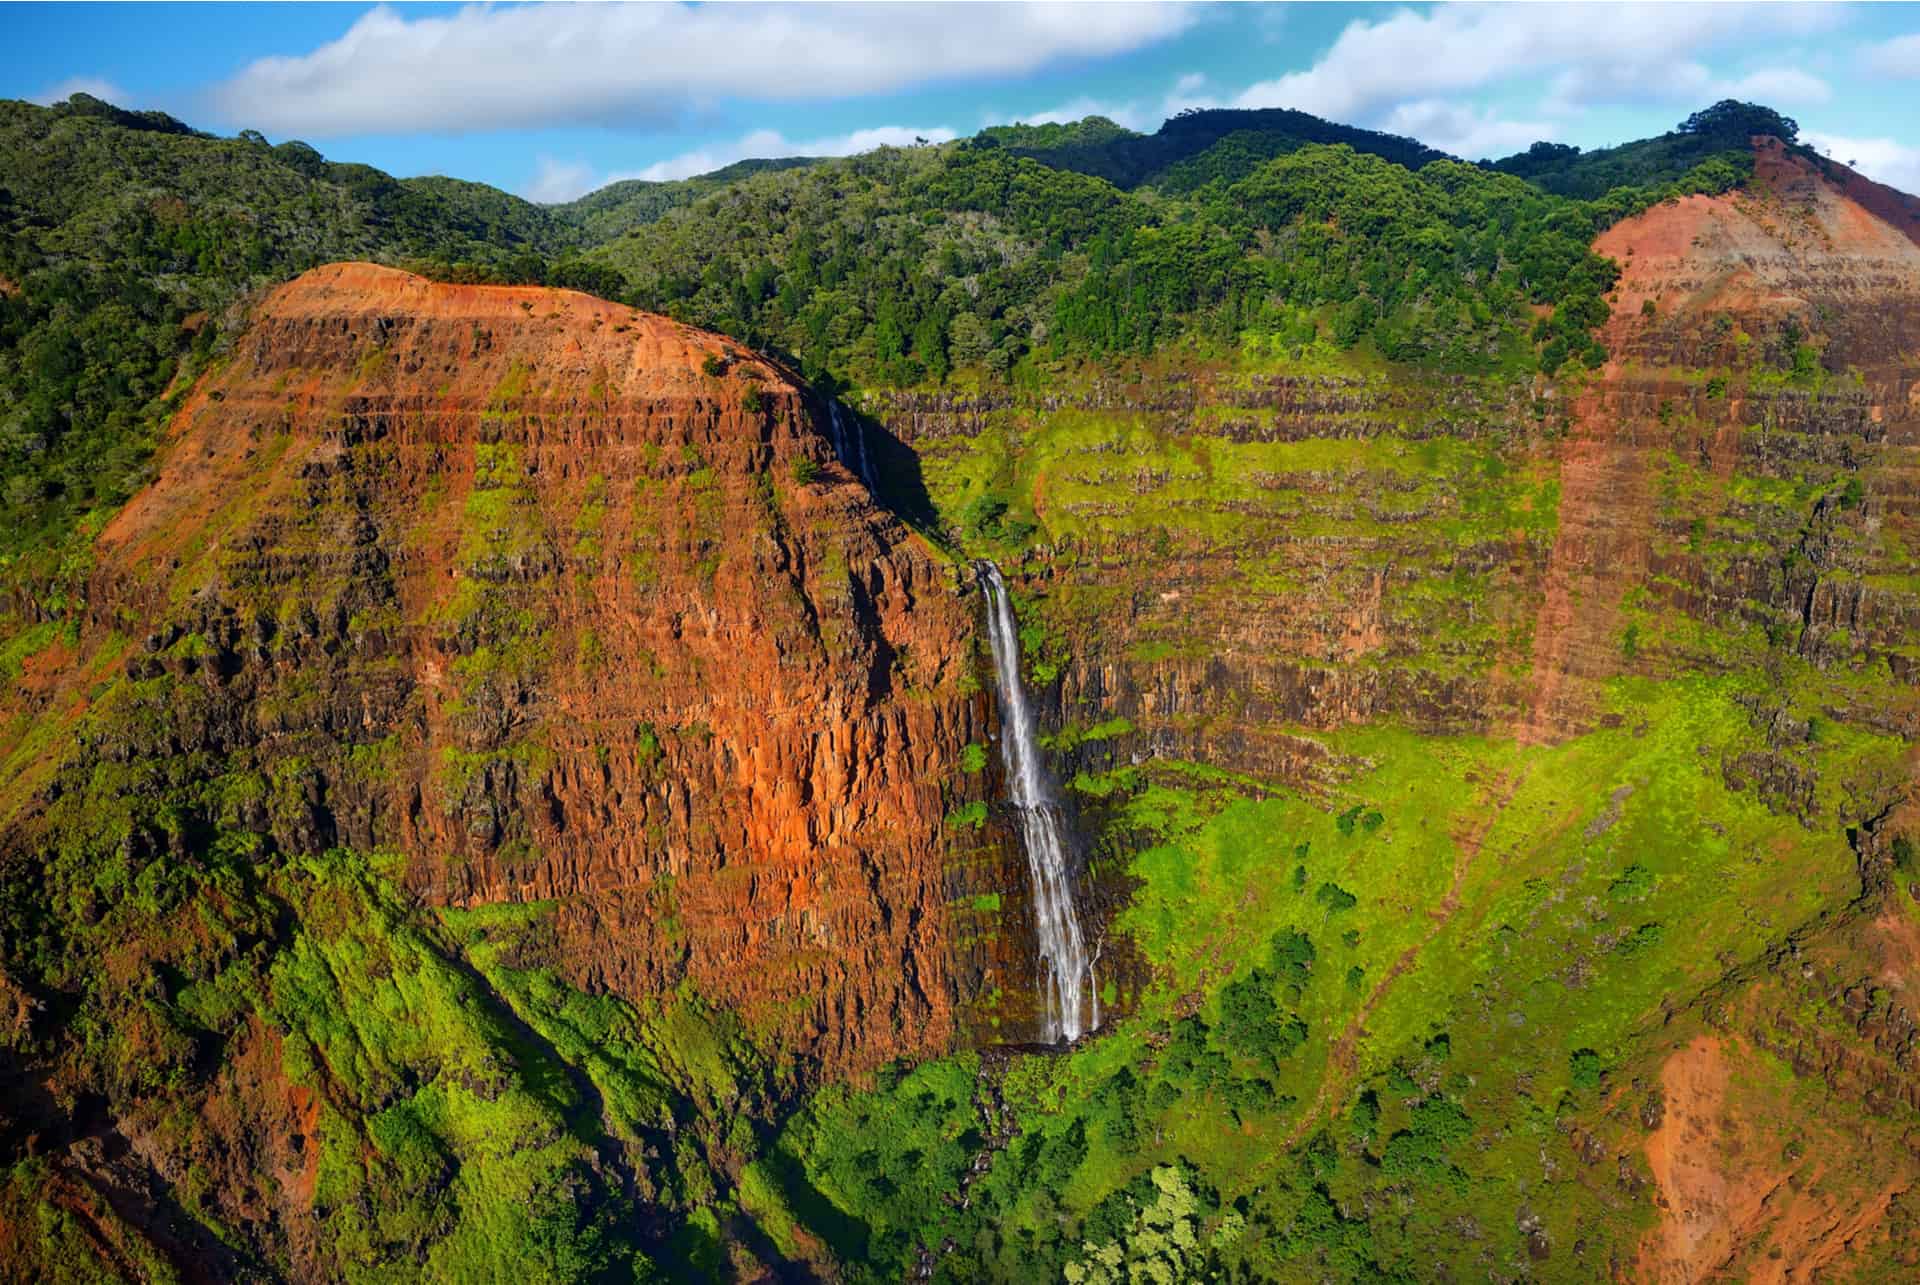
[77,263,996,1074]
[1524,141,1920,740]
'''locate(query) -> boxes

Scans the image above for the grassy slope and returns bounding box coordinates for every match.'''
[742,313,1913,1277]
[1,97,1915,1280]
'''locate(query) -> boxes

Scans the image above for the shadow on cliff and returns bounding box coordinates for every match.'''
[849,404,946,545]
[756,1146,873,1271]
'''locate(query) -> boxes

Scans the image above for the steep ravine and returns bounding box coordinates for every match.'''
[3,136,1919,1278]
[0,263,1091,1278]
[977,559,1098,1044]
[67,263,1016,1073]
[856,140,1920,1277]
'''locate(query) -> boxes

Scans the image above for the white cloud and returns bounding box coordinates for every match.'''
[212,2,1195,137]
[1863,31,1920,78]
[1161,72,1218,118]
[992,98,1154,133]
[1801,129,1920,196]
[1544,60,1830,114]
[527,123,958,201]
[31,75,129,107]
[524,155,599,204]
[983,72,1220,138]
[1230,2,1837,121]
[1378,100,1556,160]
[1542,60,1716,114]
[633,124,959,182]
[1721,66,1831,106]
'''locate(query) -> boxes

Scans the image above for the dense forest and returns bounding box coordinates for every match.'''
[0,85,1911,1283]
[0,93,1793,566]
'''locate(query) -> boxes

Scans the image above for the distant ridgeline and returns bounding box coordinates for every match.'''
[3,81,1919,1285]
[0,93,1781,562]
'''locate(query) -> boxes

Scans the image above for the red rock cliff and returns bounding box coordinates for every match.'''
[1526,138,1920,739]
[71,263,994,1073]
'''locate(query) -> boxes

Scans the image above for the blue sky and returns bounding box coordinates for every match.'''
[7,2,1920,201]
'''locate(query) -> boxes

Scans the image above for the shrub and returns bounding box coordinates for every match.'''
[945,801,988,831]
[1607,864,1655,902]
[1378,1096,1473,1185]
[1270,930,1315,986]
[1613,921,1665,955]
[1218,970,1308,1064]
[1315,882,1358,913]
[963,491,1012,538]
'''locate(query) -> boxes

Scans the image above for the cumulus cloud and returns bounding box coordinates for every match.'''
[1230,2,1837,120]
[989,98,1153,133]
[1544,60,1829,114]
[1720,67,1831,106]
[1161,71,1218,118]
[1863,32,1920,78]
[524,156,600,204]
[526,123,958,202]
[212,2,1195,137]
[31,75,129,107]
[1801,129,1920,196]
[1377,100,1556,161]
[983,72,1220,138]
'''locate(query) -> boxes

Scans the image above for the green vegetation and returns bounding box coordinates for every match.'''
[593,108,1752,385]
[0,95,582,559]
[1490,98,1789,197]
[0,94,1774,566]
[2,87,1915,1283]
[982,105,1449,189]
[739,677,1904,1281]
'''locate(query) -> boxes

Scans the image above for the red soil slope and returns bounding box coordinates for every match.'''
[1525,140,1920,741]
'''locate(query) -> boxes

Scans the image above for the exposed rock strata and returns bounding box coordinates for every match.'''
[16,262,1004,1074]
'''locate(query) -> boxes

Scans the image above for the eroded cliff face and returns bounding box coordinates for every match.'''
[862,139,1920,1277]
[10,262,995,1075]
[1527,138,1920,741]
[877,140,1920,780]
[5,147,1920,1279]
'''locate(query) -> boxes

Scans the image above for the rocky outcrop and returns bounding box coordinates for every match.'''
[1527,139,1920,739]
[15,263,1002,1075]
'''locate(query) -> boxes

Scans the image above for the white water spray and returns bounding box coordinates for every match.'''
[977,561,1097,1044]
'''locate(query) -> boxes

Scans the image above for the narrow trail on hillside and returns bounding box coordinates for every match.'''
[1283,766,1528,1149]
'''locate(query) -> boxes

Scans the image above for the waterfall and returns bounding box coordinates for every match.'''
[825,397,848,466]
[827,399,876,492]
[976,561,1097,1044]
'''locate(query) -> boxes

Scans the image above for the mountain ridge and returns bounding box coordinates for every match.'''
[1,91,1918,1282]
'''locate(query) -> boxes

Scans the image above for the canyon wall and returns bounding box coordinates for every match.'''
[3,144,1918,1279]
[877,143,1920,778]
[7,263,1008,1075]
[862,143,1920,1275]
